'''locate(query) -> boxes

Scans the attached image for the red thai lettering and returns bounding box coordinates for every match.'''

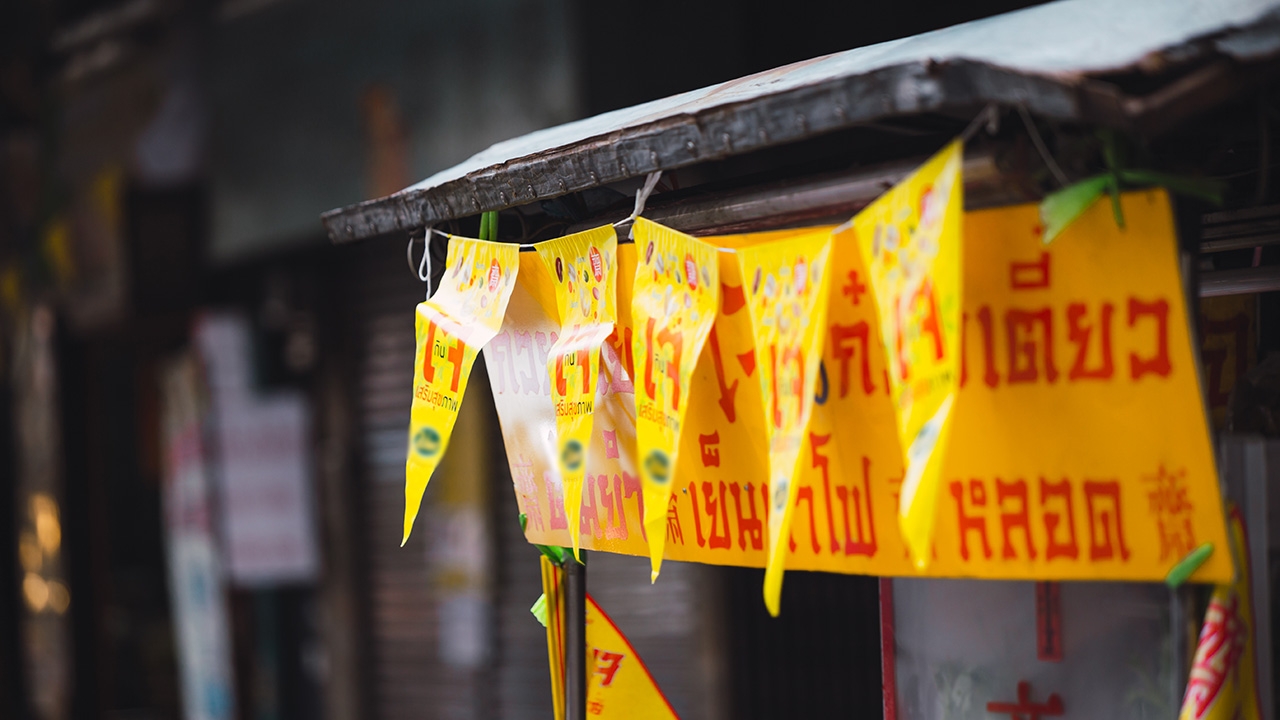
[600,474,628,541]
[699,432,721,468]
[837,455,878,557]
[555,346,591,396]
[951,479,993,560]
[487,332,518,394]
[514,331,540,395]
[1010,252,1051,290]
[1040,477,1078,561]
[1007,308,1058,384]
[1084,479,1131,561]
[699,481,731,550]
[788,484,821,554]
[708,325,740,422]
[996,478,1036,560]
[1066,302,1115,381]
[1128,297,1171,379]
[665,495,683,546]
[579,475,604,541]
[547,471,568,531]
[976,306,1000,388]
[591,649,625,687]
[643,317,684,408]
[831,322,875,397]
[729,482,763,551]
[422,320,466,391]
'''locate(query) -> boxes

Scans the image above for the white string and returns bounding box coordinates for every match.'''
[419,227,435,299]
[613,171,664,239]
[1016,103,1070,188]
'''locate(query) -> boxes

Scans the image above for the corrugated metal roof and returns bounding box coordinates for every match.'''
[323,0,1280,243]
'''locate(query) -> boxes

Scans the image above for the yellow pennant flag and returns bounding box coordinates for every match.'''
[536,226,618,559]
[540,559,680,720]
[738,231,833,616]
[847,139,963,567]
[1180,506,1261,720]
[584,594,679,718]
[631,218,720,582]
[404,236,519,544]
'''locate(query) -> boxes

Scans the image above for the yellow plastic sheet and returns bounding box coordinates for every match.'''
[737,230,834,615]
[535,226,618,559]
[404,236,519,544]
[848,139,963,566]
[494,190,1232,585]
[631,218,720,581]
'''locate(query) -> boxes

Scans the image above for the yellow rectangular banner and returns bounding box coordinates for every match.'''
[848,139,963,566]
[737,231,833,615]
[534,226,618,558]
[488,190,1231,585]
[631,218,720,581]
[405,236,519,544]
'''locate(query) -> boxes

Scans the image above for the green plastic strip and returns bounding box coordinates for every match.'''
[1165,543,1215,588]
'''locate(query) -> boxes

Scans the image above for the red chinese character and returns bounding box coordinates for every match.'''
[987,681,1064,719]
[1144,465,1195,561]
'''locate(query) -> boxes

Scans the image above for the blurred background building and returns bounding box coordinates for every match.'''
[0,1,1148,718]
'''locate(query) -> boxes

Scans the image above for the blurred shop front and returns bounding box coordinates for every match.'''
[0,0,1068,719]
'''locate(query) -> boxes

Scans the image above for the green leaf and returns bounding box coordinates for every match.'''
[1039,175,1110,244]
[1107,173,1124,230]
[1117,170,1227,205]
[530,593,548,627]
[520,512,568,566]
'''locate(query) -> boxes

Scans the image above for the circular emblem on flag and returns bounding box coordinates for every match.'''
[561,439,585,472]
[413,427,442,458]
[644,449,671,485]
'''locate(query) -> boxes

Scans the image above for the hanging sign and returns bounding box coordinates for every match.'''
[848,139,963,566]
[534,226,619,558]
[404,236,519,544]
[491,190,1232,585]
[1180,506,1261,720]
[540,558,680,720]
[631,218,720,582]
[737,231,833,615]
